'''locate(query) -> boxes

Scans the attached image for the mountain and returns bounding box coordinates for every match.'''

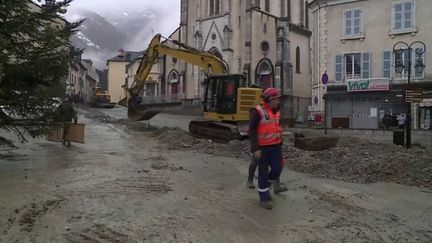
[65,8,160,69]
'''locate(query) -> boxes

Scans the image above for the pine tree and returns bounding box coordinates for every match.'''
[0,0,83,147]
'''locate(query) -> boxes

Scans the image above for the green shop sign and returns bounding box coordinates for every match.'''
[347,79,389,92]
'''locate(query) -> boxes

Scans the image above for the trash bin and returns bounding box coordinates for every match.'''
[393,129,404,146]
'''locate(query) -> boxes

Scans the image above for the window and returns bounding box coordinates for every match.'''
[392,0,415,33]
[345,53,361,79]
[209,0,220,16]
[335,52,371,82]
[265,0,270,12]
[343,9,363,37]
[287,0,291,21]
[305,1,309,29]
[300,0,305,26]
[296,47,301,73]
[260,41,269,53]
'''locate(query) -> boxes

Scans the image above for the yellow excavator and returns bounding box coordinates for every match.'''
[90,87,115,108]
[127,34,262,142]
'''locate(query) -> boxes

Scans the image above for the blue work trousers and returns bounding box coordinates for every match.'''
[257,144,282,201]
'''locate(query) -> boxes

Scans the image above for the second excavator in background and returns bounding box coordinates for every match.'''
[89,87,116,108]
[127,34,262,143]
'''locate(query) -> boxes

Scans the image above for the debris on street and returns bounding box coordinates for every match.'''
[118,117,432,189]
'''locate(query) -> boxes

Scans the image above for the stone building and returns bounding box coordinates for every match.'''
[173,0,312,119]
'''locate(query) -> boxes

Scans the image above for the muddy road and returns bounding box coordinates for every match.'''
[0,107,431,243]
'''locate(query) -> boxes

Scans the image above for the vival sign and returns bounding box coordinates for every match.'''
[347,78,389,92]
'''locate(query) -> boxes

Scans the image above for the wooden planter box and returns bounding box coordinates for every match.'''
[47,123,85,143]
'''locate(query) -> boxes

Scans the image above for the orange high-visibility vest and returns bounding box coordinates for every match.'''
[255,102,282,146]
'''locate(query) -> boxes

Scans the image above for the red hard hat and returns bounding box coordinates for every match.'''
[262,87,281,100]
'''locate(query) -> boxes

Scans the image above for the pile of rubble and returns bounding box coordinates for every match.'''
[144,127,432,189]
[284,137,432,188]
[84,108,128,124]
[87,108,431,189]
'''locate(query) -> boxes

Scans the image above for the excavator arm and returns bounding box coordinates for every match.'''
[127,34,229,121]
[127,34,265,143]
[129,34,228,98]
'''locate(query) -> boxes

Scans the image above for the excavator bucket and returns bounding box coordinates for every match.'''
[127,98,161,121]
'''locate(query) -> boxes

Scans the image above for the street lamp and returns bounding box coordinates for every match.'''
[392,41,426,148]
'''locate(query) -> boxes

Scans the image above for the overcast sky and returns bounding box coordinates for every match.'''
[33,1,181,36]
[66,0,180,36]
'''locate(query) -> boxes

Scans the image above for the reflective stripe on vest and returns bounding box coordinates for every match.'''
[255,104,282,146]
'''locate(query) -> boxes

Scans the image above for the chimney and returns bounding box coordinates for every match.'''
[118,48,125,58]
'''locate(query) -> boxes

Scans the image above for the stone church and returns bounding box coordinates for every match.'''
[161,0,311,120]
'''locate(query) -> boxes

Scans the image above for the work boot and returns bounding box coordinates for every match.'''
[246,179,255,189]
[259,200,273,210]
[273,180,288,194]
[66,140,71,147]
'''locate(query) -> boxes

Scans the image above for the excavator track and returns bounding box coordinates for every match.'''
[188,120,243,143]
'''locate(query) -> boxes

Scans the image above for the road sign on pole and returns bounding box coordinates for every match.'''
[406,87,423,103]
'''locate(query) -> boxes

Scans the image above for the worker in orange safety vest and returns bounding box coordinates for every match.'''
[248,87,287,210]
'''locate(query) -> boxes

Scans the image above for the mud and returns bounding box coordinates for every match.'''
[0,107,431,242]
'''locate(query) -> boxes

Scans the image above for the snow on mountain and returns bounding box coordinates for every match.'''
[64,7,170,69]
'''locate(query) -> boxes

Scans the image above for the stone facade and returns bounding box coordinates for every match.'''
[176,0,312,119]
[159,28,186,100]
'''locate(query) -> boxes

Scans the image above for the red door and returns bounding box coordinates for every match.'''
[171,83,178,94]
[260,73,273,90]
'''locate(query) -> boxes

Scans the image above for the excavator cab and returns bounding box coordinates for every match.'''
[187,74,262,142]
[203,74,246,114]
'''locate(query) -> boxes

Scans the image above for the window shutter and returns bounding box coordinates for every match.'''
[383,51,392,79]
[353,9,361,35]
[335,54,343,82]
[344,11,352,35]
[393,3,403,31]
[411,1,416,29]
[404,1,412,29]
[362,52,370,78]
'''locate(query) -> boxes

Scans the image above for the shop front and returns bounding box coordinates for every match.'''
[324,79,410,129]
